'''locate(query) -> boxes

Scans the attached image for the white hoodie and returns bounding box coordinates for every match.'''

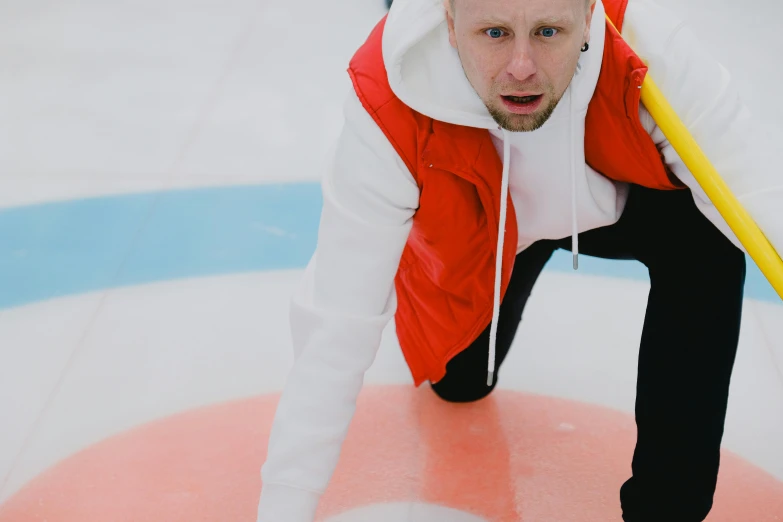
[256,1,783,520]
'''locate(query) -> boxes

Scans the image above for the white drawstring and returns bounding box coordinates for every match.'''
[569,83,579,270]
[487,128,512,387]
[487,54,584,386]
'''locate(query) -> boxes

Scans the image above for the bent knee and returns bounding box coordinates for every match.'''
[649,234,746,284]
[430,379,496,404]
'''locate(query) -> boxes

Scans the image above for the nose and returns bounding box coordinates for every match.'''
[506,38,537,82]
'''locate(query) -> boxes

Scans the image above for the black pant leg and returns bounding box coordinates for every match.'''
[607,187,746,522]
[552,185,744,521]
[431,240,556,403]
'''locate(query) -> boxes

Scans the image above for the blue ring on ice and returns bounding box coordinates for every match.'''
[0,183,778,309]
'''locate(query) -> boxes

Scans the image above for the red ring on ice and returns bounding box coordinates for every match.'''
[1,386,781,521]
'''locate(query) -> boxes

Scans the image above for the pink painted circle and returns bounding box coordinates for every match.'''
[1,386,781,521]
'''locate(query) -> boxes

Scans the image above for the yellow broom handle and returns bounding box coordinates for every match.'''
[606,15,783,300]
[641,77,783,299]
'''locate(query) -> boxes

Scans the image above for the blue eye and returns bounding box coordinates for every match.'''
[486,28,505,39]
[540,27,558,38]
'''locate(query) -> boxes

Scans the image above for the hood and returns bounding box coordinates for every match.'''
[382,0,607,129]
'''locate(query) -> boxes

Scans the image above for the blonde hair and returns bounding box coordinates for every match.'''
[450,0,594,12]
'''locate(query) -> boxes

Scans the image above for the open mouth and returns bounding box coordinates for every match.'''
[503,95,541,104]
[501,94,543,114]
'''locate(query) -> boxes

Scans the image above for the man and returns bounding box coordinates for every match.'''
[256,0,782,520]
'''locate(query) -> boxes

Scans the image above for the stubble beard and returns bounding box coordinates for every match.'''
[485,84,561,132]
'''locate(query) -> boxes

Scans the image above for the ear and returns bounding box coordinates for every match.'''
[444,0,457,48]
[583,0,597,45]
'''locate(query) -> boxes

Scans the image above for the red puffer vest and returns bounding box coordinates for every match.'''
[348,0,680,386]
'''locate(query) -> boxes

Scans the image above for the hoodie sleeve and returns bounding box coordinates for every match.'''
[256,89,419,522]
[628,0,783,257]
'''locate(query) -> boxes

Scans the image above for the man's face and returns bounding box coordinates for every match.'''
[446,0,595,132]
